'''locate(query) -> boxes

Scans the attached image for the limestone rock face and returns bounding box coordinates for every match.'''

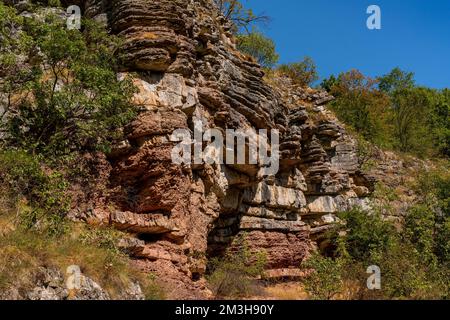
[69,0,375,299]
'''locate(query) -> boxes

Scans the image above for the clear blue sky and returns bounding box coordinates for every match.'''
[245,0,450,89]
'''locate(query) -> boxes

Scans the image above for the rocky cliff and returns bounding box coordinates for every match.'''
[57,0,375,299]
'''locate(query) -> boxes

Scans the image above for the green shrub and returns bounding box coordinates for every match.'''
[277,57,319,87]
[328,70,392,146]
[327,204,449,299]
[372,240,446,299]
[436,219,450,264]
[236,31,279,68]
[320,74,338,92]
[404,205,437,264]
[1,10,137,157]
[410,167,450,264]
[142,273,166,300]
[415,167,450,216]
[0,150,69,236]
[337,209,397,261]
[207,235,267,298]
[301,253,344,300]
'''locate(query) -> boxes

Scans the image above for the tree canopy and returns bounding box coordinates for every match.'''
[0,4,137,157]
[322,67,450,157]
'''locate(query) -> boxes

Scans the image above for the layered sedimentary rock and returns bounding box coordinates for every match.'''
[63,0,376,299]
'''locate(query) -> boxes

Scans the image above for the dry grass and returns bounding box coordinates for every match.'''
[0,177,164,300]
[264,282,309,300]
[0,209,164,299]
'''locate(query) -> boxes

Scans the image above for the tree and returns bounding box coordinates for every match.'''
[390,87,431,153]
[328,70,391,145]
[236,31,279,68]
[213,0,269,34]
[377,68,442,154]
[214,1,278,69]
[329,66,449,157]
[378,67,415,94]
[1,11,137,157]
[277,57,319,87]
[320,74,338,92]
[428,89,450,156]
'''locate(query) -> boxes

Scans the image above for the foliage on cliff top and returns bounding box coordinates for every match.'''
[236,31,279,68]
[214,0,269,34]
[277,57,319,87]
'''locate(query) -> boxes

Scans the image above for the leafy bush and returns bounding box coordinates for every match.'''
[371,240,446,299]
[236,31,279,68]
[409,167,450,264]
[337,209,397,261]
[1,9,137,157]
[277,57,319,87]
[320,74,337,92]
[0,150,69,236]
[320,202,450,299]
[301,253,344,300]
[0,4,140,237]
[404,205,438,263]
[207,235,267,298]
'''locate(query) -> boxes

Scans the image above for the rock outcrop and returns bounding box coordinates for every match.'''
[0,267,144,300]
[58,0,376,299]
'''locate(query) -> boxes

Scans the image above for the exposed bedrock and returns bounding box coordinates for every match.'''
[69,0,376,299]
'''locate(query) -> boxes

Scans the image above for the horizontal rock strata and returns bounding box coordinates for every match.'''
[64,0,377,299]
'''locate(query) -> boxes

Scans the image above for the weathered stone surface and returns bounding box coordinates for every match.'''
[307,196,339,214]
[18,267,144,301]
[227,231,313,269]
[56,0,380,299]
[126,109,187,139]
[238,205,300,221]
[242,183,307,209]
[111,211,181,235]
[239,216,307,233]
